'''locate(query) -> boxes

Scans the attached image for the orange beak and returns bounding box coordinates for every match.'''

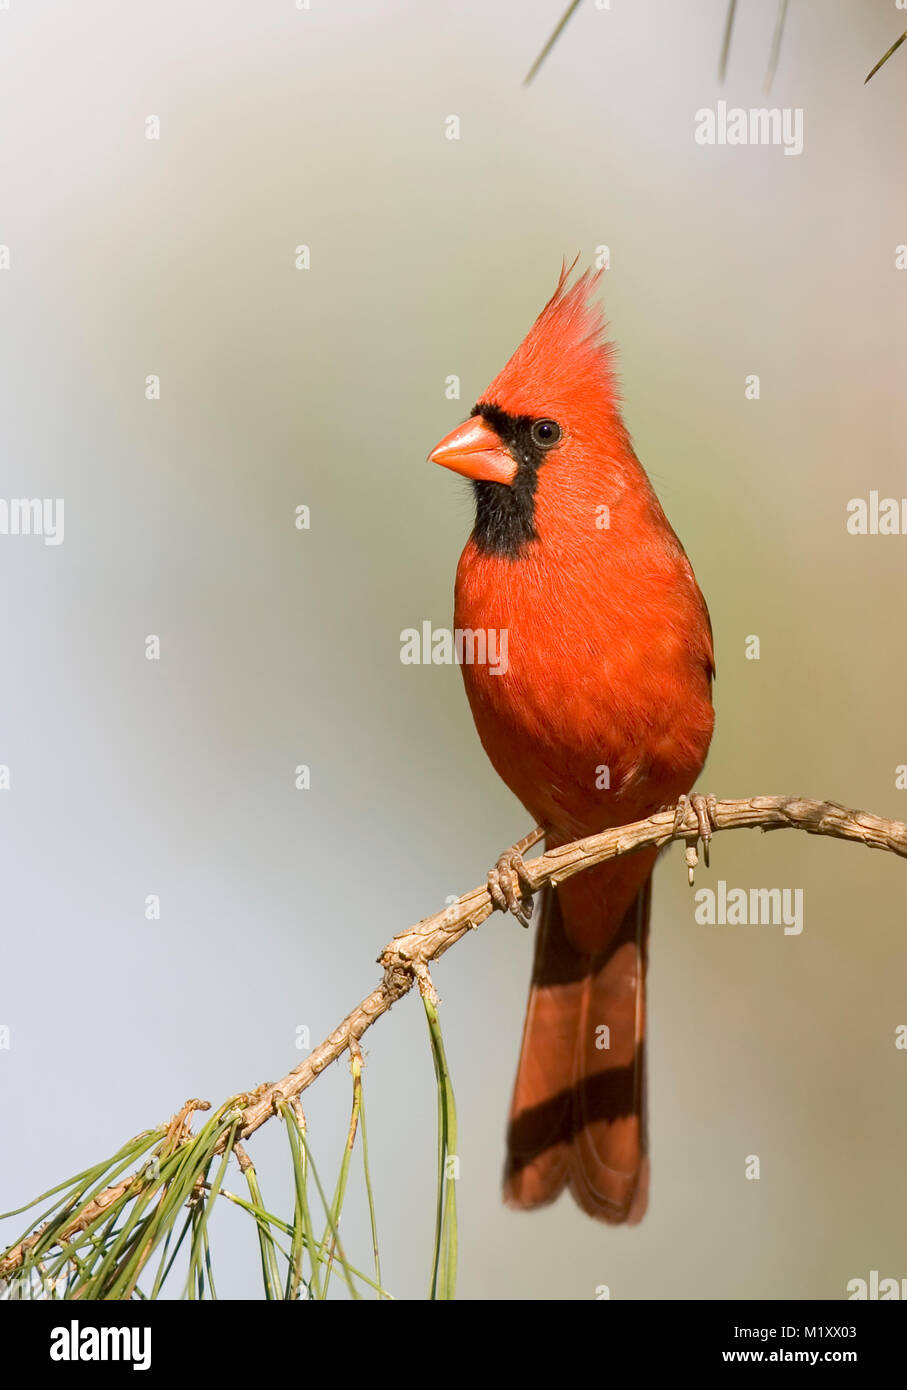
[428,416,517,486]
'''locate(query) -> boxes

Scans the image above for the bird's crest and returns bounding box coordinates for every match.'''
[479,262,618,425]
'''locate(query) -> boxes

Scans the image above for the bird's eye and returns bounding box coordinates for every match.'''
[531,419,561,449]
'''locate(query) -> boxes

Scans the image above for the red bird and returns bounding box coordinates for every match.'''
[429,267,715,1222]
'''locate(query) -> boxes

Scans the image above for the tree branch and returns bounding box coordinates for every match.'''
[2,795,905,1279]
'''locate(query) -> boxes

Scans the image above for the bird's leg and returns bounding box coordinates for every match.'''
[487,826,546,928]
[671,793,719,882]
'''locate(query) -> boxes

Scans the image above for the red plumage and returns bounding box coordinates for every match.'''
[430,267,714,1221]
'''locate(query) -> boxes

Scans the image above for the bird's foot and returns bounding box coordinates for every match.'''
[487,826,545,928]
[671,793,719,883]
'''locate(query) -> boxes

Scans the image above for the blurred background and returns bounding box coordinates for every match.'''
[1,0,905,1299]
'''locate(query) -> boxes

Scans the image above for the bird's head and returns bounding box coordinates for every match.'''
[429,265,626,558]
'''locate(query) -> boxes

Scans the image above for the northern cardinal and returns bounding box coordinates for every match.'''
[429,267,715,1222]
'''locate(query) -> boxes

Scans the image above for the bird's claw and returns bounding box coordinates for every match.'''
[488,847,537,928]
[672,793,719,883]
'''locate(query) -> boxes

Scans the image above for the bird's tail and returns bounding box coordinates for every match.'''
[503,871,651,1223]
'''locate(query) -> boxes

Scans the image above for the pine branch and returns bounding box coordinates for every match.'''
[2,794,905,1281]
